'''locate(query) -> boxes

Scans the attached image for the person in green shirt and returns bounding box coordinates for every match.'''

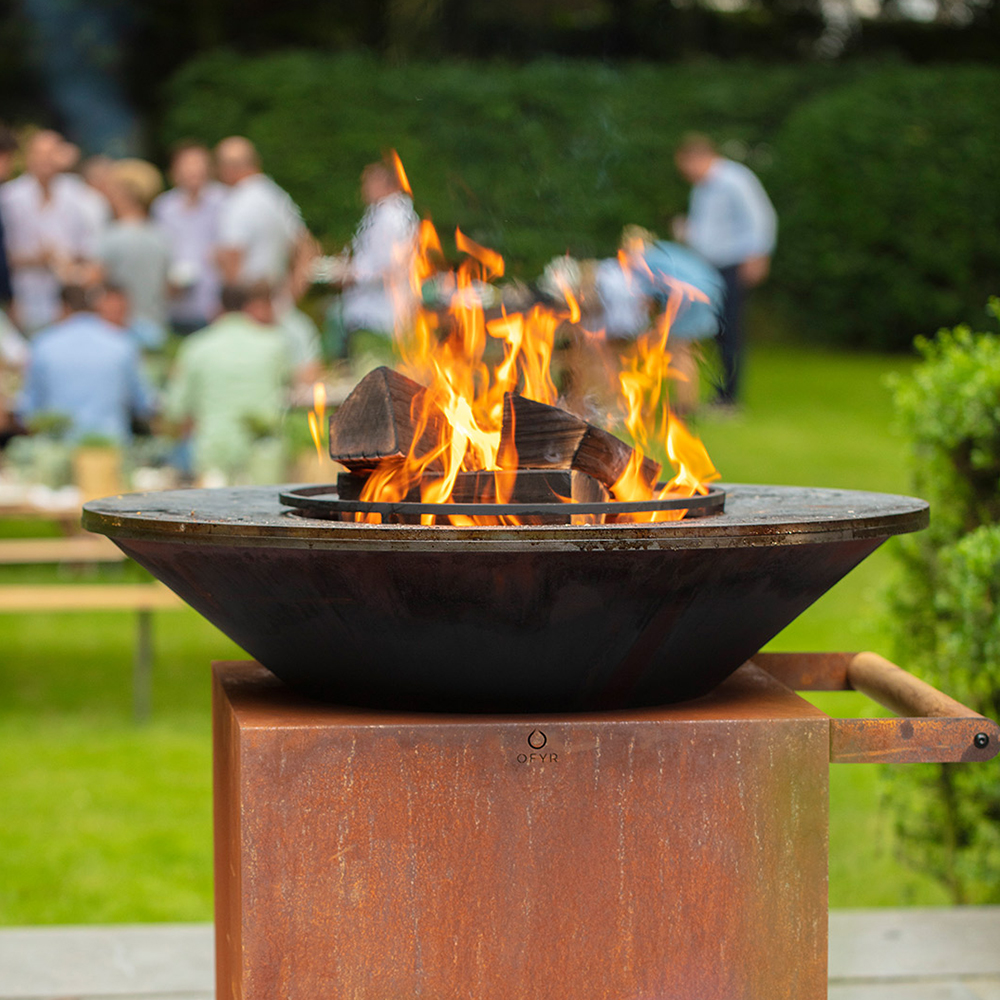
[165,284,292,485]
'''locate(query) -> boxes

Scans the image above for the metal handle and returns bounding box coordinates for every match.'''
[753,651,1000,764]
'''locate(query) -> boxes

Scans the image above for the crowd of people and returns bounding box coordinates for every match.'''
[0,127,424,487]
[0,124,775,490]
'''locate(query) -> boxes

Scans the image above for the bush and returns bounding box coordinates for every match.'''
[770,67,1000,349]
[159,53,1000,350]
[886,300,1000,903]
[159,52,832,271]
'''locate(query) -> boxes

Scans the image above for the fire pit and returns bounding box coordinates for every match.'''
[81,157,1000,1000]
[83,482,927,711]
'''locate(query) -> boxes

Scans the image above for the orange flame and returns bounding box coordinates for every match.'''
[387,149,412,196]
[308,382,327,463]
[455,228,504,281]
[611,282,719,521]
[342,154,717,525]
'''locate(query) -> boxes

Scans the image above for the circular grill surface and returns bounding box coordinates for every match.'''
[83,483,926,550]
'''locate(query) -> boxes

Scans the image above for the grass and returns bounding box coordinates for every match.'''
[0,341,949,924]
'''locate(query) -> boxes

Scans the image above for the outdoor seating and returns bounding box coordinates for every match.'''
[0,535,183,720]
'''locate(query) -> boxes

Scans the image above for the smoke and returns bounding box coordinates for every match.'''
[21,0,142,156]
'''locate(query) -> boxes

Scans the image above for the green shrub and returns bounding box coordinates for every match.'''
[159,52,833,272]
[886,300,1000,903]
[769,66,1000,350]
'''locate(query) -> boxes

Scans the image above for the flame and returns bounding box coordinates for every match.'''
[340,154,717,525]
[611,283,719,521]
[388,148,412,196]
[455,228,504,281]
[308,382,327,463]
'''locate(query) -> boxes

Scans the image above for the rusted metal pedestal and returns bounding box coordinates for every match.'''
[213,660,832,1000]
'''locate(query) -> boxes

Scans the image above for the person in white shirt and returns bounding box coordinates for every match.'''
[340,159,419,369]
[675,133,776,408]
[214,136,315,305]
[152,143,227,334]
[0,130,101,332]
[56,142,112,234]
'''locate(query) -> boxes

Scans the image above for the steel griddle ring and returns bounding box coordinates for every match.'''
[278,483,726,520]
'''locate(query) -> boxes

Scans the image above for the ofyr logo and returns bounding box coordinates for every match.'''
[516,729,557,764]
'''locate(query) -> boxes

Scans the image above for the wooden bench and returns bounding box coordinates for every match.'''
[0,538,185,721]
[0,535,126,564]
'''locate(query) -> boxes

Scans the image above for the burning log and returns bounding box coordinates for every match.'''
[327,367,446,473]
[328,367,655,504]
[500,393,660,494]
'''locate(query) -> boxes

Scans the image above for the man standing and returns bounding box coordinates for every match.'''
[675,134,776,409]
[164,283,291,485]
[214,136,315,306]
[152,143,227,334]
[18,284,154,443]
[0,130,101,332]
[339,159,419,372]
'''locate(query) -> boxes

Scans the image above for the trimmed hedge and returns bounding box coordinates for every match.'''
[160,53,1000,349]
[886,305,1000,903]
[770,65,1000,349]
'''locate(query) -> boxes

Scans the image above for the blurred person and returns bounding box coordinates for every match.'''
[0,126,22,443]
[151,142,226,334]
[618,226,725,413]
[674,133,776,409]
[339,159,419,367]
[243,280,322,392]
[93,282,130,329]
[95,159,171,350]
[56,142,112,233]
[0,125,17,314]
[17,283,154,443]
[0,129,101,331]
[541,230,723,417]
[164,283,291,485]
[77,153,114,231]
[215,136,315,305]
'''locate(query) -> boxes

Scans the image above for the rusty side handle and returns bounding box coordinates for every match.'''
[753,651,1000,765]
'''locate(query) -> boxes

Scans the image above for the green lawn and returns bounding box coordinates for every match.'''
[0,342,949,924]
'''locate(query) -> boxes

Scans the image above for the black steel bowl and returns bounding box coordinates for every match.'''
[83,484,927,712]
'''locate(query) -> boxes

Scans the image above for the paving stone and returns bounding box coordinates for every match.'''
[829,984,984,1000]
[0,924,213,999]
[830,908,1000,980]
[967,980,1000,1000]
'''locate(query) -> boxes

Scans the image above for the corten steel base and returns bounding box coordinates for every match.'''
[213,660,830,1000]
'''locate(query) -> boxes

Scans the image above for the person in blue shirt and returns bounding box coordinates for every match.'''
[675,133,776,409]
[18,284,155,443]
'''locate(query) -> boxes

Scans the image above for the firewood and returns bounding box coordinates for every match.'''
[327,367,445,472]
[499,393,660,493]
[500,393,588,470]
[574,425,660,493]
